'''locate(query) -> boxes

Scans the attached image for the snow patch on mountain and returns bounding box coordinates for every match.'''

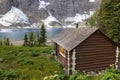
[0,6,29,26]
[89,0,95,2]
[38,0,50,9]
[65,11,94,24]
[64,11,94,28]
[65,13,83,23]
[38,0,61,28]
[41,15,61,28]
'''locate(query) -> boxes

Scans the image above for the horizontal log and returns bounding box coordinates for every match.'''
[77,44,115,48]
[76,60,114,68]
[76,65,109,71]
[76,56,115,63]
[76,58,115,65]
[76,50,115,55]
[76,53,115,59]
[82,41,114,45]
[77,45,114,49]
[76,47,115,51]
[76,65,111,71]
[83,39,111,43]
[86,37,111,41]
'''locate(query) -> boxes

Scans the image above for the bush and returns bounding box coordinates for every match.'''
[69,71,91,80]
[44,73,68,80]
[41,47,53,54]
[53,74,69,80]
[0,69,19,80]
[24,60,34,65]
[0,58,4,63]
[100,69,120,80]
[30,52,39,57]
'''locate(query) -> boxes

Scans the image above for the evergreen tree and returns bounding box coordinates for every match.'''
[98,0,120,44]
[0,40,2,46]
[6,38,10,46]
[40,24,46,45]
[23,33,28,46]
[28,32,36,47]
[86,10,99,27]
[37,31,41,46]
[3,37,10,46]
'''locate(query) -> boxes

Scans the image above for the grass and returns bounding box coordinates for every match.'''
[0,46,64,80]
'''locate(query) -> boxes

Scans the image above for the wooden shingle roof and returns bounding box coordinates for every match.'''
[52,27,98,51]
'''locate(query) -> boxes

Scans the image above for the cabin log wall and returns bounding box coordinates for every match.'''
[75,31,116,72]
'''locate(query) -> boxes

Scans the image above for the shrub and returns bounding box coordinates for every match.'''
[0,58,4,63]
[44,74,68,80]
[30,52,39,57]
[24,60,34,65]
[53,74,68,80]
[69,71,91,80]
[42,47,53,54]
[0,69,19,80]
[100,69,120,80]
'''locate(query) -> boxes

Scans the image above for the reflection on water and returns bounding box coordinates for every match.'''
[0,28,63,40]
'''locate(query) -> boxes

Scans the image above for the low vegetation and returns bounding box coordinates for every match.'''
[0,46,64,80]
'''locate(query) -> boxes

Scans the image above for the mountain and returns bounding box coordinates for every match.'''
[0,0,101,27]
[0,6,30,27]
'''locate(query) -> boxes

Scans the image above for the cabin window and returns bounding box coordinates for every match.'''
[59,46,66,57]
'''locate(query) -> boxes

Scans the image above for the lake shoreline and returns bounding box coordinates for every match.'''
[10,40,24,46]
[11,39,53,46]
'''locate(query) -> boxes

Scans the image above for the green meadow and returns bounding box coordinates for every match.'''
[0,46,64,80]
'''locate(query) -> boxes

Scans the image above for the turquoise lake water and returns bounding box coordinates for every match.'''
[0,28,63,40]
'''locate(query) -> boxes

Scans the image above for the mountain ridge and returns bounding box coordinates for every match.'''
[0,0,101,27]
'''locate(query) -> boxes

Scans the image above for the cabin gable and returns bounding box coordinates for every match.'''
[75,30,116,72]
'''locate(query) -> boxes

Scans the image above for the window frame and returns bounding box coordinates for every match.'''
[59,46,66,58]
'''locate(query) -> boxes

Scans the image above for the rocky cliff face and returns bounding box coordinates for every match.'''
[0,0,101,23]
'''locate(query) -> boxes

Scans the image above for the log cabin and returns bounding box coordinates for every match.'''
[52,27,119,75]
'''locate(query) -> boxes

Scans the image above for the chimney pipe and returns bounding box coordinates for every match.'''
[76,23,78,28]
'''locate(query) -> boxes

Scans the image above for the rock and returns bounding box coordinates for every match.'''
[0,58,4,63]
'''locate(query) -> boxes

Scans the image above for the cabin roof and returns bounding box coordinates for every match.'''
[52,27,99,51]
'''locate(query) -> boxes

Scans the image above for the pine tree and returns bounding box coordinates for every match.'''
[3,37,10,46]
[28,32,36,47]
[98,0,120,44]
[37,31,41,46]
[23,33,28,46]
[40,24,46,45]
[6,38,10,46]
[0,40,2,46]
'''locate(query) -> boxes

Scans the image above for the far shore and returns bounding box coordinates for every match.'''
[10,39,53,46]
[10,40,24,46]
[0,27,38,29]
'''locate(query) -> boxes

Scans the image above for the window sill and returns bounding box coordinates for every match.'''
[59,52,66,58]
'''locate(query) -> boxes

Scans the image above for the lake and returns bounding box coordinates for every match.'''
[0,28,63,40]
